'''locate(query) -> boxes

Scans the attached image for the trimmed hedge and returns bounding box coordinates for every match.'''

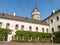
[12,30,51,43]
[0,28,12,41]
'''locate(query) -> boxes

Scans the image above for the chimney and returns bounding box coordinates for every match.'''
[13,12,16,16]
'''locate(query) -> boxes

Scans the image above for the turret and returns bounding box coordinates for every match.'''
[13,12,16,16]
[32,7,41,20]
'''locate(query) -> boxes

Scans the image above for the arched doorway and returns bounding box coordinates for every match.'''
[3,33,8,41]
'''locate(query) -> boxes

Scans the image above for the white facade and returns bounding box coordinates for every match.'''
[0,18,49,32]
[0,18,49,42]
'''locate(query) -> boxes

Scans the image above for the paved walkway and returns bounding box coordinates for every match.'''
[0,41,60,45]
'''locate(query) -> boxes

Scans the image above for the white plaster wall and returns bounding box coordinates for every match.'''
[8,34,12,42]
[0,18,49,32]
[0,18,49,41]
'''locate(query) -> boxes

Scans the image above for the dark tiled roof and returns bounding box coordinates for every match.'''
[0,13,49,25]
[33,7,40,12]
[43,9,60,21]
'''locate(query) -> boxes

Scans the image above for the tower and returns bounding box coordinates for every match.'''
[32,7,41,20]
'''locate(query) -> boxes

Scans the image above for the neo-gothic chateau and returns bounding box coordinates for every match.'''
[0,7,60,42]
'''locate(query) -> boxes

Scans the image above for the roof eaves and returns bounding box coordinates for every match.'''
[43,9,60,21]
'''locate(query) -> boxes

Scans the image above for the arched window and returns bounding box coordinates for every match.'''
[0,22,2,28]
[46,28,48,33]
[15,24,19,30]
[42,28,44,33]
[58,26,60,31]
[20,35,24,40]
[6,23,10,29]
[56,16,59,21]
[34,36,39,41]
[13,35,18,40]
[36,27,38,32]
[21,25,24,30]
[28,35,32,41]
[52,27,54,33]
[29,26,32,31]
[51,19,53,23]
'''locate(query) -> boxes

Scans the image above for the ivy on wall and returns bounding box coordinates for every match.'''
[0,28,12,41]
[12,30,51,43]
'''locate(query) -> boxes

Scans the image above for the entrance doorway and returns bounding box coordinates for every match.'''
[3,33,8,41]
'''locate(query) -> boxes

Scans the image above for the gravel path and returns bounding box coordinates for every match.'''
[0,41,60,45]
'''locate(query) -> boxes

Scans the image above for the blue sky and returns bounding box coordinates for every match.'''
[0,0,60,20]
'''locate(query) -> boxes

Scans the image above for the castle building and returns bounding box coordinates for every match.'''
[0,7,60,42]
